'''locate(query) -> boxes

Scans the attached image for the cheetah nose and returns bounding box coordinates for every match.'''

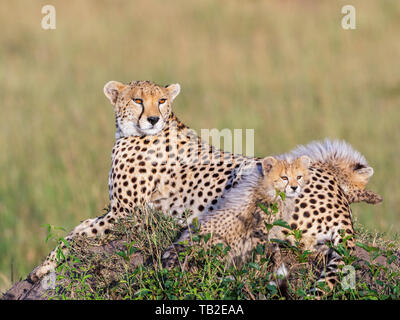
[147,116,160,126]
[291,186,298,191]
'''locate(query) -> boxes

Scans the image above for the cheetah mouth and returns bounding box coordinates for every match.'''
[137,118,166,135]
[139,125,165,135]
[285,190,302,198]
[118,120,165,137]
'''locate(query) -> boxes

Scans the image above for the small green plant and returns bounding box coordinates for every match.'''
[42,223,66,244]
[39,204,400,300]
[116,241,139,262]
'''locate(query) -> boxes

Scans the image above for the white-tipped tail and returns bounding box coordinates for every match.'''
[276,139,368,167]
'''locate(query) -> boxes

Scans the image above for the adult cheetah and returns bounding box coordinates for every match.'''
[30,80,256,281]
[30,81,382,288]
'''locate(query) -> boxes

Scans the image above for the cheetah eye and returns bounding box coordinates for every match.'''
[133,98,143,104]
[281,176,288,181]
[297,175,302,180]
[159,98,167,104]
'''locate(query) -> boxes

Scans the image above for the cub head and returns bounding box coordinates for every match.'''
[260,155,311,199]
[337,162,382,204]
[104,80,180,137]
[338,162,374,193]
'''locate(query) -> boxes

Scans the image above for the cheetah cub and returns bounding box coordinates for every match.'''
[162,155,311,268]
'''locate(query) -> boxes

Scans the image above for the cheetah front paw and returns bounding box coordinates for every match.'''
[28,261,57,283]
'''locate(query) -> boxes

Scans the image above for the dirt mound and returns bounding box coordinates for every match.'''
[3,240,399,300]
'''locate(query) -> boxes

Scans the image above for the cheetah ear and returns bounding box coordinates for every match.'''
[298,155,311,168]
[104,81,126,105]
[165,83,181,101]
[262,156,277,174]
[355,166,374,179]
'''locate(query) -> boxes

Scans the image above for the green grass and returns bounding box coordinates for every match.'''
[39,206,400,300]
[1,0,400,292]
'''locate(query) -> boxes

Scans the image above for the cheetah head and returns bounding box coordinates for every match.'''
[104,80,180,137]
[323,161,382,204]
[260,155,311,199]
[336,161,374,193]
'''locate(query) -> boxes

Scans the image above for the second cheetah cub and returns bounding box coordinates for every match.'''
[162,155,311,268]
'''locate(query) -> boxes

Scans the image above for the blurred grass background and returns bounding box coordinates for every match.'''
[0,0,399,291]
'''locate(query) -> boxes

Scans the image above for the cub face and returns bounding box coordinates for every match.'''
[104,80,180,137]
[260,155,311,199]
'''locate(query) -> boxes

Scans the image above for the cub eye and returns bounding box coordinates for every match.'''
[281,176,288,181]
[159,98,167,104]
[133,98,143,104]
[297,175,303,180]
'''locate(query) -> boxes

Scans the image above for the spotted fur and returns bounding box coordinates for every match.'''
[29,82,382,292]
[29,80,256,281]
[163,140,383,293]
[162,156,311,268]
[277,139,383,205]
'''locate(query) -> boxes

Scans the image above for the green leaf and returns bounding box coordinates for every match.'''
[270,238,293,248]
[277,190,286,201]
[44,224,51,234]
[264,222,273,232]
[60,238,70,248]
[272,219,292,230]
[116,251,129,261]
[255,244,265,255]
[356,242,371,252]
[248,262,261,270]
[257,202,269,214]
[270,202,279,214]
[192,218,199,229]
[387,255,396,265]
[223,245,231,254]
[192,235,201,243]
[293,229,303,241]
[266,283,278,295]
[371,250,381,261]
[45,233,54,243]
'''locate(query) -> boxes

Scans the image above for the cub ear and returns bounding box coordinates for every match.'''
[262,156,277,174]
[355,166,374,179]
[298,155,311,168]
[165,83,181,101]
[104,81,126,105]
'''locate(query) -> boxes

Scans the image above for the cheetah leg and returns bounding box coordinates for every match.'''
[314,250,344,294]
[162,243,188,270]
[267,245,289,293]
[161,224,206,271]
[161,217,237,271]
[347,189,383,205]
[29,247,61,283]
[311,236,355,298]
[162,211,265,271]
[29,206,133,282]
